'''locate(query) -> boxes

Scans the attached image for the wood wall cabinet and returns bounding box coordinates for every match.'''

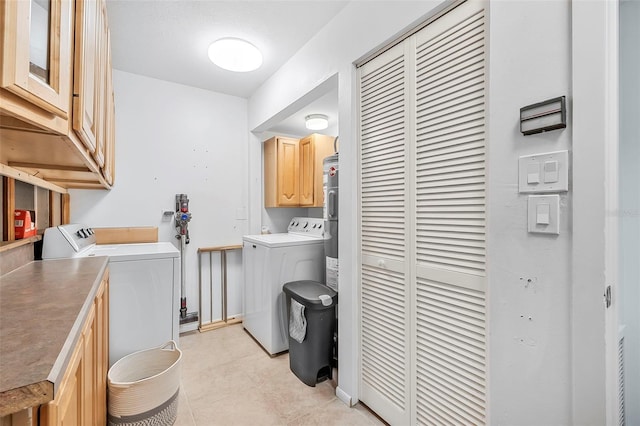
[73,0,100,155]
[74,0,111,166]
[298,133,335,207]
[0,0,115,190]
[264,136,300,207]
[101,29,115,186]
[39,272,109,426]
[0,0,74,134]
[264,134,335,208]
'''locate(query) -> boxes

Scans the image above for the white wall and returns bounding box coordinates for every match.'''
[70,70,249,323]
[487,1,573,423]
[249,0,609,423]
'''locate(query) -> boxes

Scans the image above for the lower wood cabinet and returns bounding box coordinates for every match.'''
[40,271,109,426]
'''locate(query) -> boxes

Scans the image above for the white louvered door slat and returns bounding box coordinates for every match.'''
[358,42,411,425]
[414,1,487,424]
[358,1,487,425]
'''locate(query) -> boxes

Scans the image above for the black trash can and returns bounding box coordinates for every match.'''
[283,280,338,387]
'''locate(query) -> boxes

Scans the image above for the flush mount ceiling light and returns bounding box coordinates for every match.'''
[305,114,329,131]
[207,38,262,72]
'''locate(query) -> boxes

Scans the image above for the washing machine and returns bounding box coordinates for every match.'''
[42,224,180,366]
[242,217,325,355]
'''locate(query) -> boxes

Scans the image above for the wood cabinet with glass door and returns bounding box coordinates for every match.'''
[0,0,74,134]
[0,0,116,190]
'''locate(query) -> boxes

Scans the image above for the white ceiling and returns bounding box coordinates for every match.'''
[266,87,339,137]
[105,0,348,100]
[106,1,346,136]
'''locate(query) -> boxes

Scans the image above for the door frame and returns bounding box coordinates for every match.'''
[602,1,621,423]
[571,0,620,424]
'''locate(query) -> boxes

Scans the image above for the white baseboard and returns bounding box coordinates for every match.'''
[179,321,199,334]
[336,386,352,407]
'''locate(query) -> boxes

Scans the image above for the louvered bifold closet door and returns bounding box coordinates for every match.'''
[414,2,487,425]
[358,42,411,426]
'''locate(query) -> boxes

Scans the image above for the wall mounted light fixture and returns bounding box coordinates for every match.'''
[520,96,567,135]
[305,114,329,131]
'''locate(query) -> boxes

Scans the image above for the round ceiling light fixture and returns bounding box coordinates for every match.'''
[305,114,329,131]
[207,38,263,72]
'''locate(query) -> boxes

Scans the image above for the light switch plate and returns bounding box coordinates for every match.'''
[528,195,560,234]
[519,150,569,193]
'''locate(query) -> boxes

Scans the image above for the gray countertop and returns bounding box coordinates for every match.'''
[0,256,109,416]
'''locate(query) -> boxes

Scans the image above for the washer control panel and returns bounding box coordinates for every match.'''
[42,223,97,259]
[287,217,324,236]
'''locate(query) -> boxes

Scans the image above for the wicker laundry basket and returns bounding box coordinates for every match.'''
[107,341,182,426]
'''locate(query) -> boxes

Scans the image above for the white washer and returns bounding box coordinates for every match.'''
[42,224,180,366]
[242,217,325,355]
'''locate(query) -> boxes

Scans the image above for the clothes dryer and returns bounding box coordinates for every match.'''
[242,217,325,355]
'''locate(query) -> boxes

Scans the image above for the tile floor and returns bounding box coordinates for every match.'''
[174,324,385,426]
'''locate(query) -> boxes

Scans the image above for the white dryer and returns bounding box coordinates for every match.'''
[243,217,325,355]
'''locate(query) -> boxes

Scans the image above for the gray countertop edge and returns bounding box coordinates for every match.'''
[46,258,109,395]
[0,257,110,417]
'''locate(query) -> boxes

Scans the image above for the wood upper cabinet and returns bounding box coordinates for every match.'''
[73,0,110,164]
[101,29,115,186]
[299,133,335,207]
[264,134,335,208]
[0,0,116,189]
[299,136,314,206]
[0,0,74,134]
[72,0,98,154]
[40,271,109,426]
[264,136,300,207]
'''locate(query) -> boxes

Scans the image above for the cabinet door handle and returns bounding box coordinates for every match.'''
[252,244,256,248]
